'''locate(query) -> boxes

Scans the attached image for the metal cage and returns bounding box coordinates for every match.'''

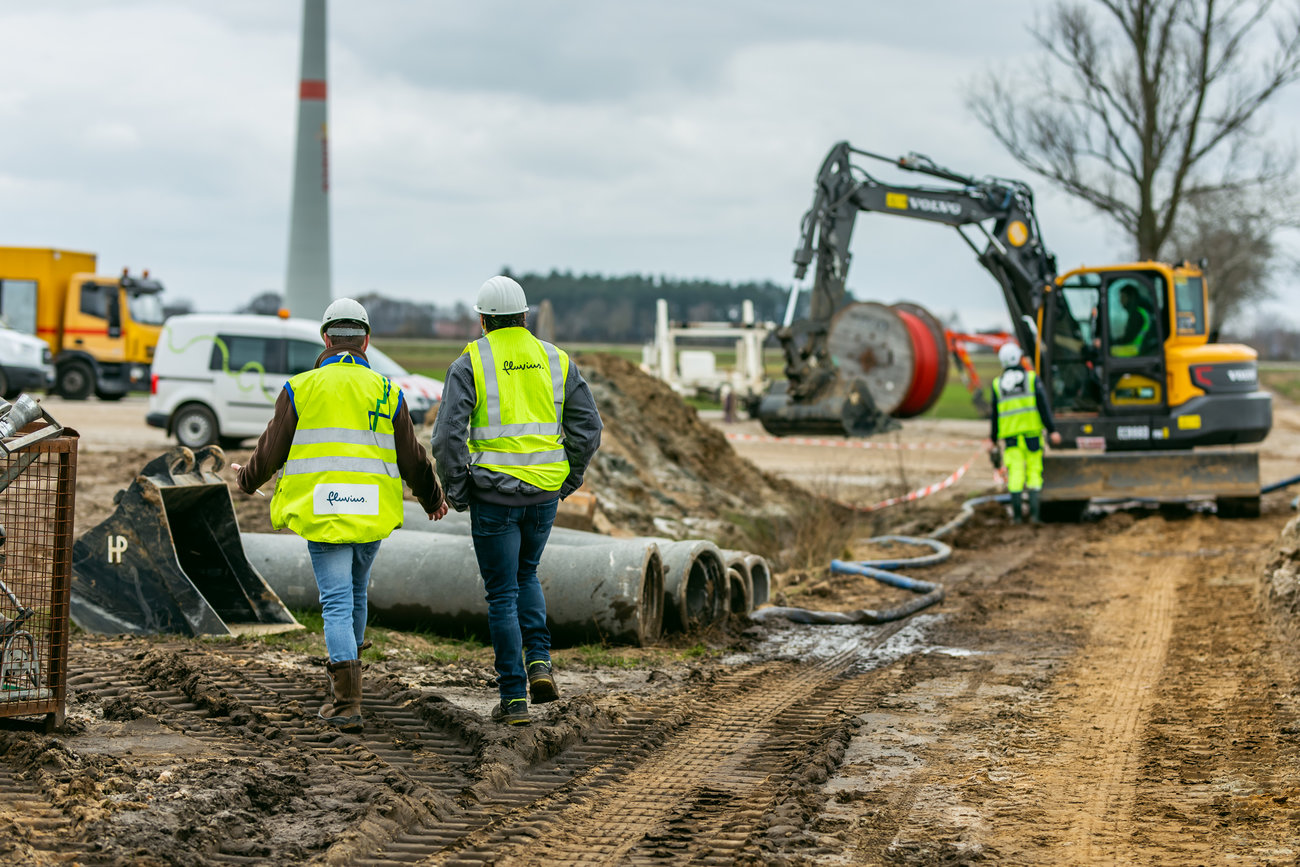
[0,432,77,729]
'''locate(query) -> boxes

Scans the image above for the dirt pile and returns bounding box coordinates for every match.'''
[576,353,818,542]
[1262,514,1300,626]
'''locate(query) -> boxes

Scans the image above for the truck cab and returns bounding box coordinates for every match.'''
[0,247,164,400]
[57,270,164,399]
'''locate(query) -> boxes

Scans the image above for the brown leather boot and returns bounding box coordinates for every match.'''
[318,659,362,729]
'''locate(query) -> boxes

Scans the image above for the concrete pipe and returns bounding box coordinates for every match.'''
[721,551,754,615]
[399,503,727,634]
[240,531,664,646]
[744,554,771,608]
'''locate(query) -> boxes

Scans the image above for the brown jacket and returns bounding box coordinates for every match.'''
[236,348,444,514]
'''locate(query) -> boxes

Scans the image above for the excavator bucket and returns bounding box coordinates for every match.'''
[756,375,897,438]
[71,446,301,637]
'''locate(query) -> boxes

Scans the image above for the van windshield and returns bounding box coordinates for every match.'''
[128,291,165,325]
[367,346,409,377]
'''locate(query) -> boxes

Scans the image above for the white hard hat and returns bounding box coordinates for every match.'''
[474,275,528,316]
[321,297,370,337]
[998,343,1023,368]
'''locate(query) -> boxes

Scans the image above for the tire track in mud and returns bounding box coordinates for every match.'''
[72,642,477,798]
[978,521,1181,861]
[35,641,477,862]
[0,766,112,865]
[364,624,916,866]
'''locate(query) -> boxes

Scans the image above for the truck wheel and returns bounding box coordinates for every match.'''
[173,404,219,449]
[57,361,94,401]
[94,391,125,402]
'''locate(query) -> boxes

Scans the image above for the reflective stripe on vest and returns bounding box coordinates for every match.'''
[465,328,570,492]
[994,369,1044,439]
[269,354,405,543]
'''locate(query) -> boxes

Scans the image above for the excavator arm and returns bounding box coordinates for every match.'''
[787,141,1055,363]
[760,141,1057,436]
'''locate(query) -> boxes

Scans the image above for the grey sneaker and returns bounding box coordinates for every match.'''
[527,660,560,704]
[491,697,530,726]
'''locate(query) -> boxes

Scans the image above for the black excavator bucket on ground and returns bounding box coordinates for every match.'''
[71,446,301,637]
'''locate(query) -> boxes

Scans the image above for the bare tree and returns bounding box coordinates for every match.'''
[970,0,1300,261]
[1168,188,1296,329]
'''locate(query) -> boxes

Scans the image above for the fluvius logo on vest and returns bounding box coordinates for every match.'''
[502,360,544,375]
[313,483,380,516]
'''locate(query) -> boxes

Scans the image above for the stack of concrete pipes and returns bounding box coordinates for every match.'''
[240,503,770,647]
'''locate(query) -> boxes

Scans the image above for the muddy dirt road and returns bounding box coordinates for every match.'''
[5,399,1300,864]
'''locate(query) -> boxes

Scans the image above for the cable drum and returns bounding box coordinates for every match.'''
[826,302,915,416]
[892,302,950,417]
[825,301,950,420]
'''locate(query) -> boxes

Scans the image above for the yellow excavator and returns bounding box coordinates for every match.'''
[757,142,1271,518]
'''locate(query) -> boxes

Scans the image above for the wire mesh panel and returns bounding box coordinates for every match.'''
[0,434,76,727]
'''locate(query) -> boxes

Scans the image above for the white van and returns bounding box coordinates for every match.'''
[147,313,442,448]
[0,319,54,398]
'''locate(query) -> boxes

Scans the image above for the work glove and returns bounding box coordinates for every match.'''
[988,447,1002,470]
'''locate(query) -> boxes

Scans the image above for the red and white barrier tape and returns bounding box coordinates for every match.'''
[725,432,982,451]
[849,451,985,512]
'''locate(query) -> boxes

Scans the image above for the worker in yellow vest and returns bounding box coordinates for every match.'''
[989,343,1061,524]
[236,298,448,730]
[432,276,603,726]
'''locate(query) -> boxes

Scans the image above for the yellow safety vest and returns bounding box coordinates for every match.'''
[1112,306,1152,358]
[993,369,1044,439]
[465,327,570,492]
[270,354,404,543]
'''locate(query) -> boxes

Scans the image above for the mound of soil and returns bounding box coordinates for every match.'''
[575,353,816,541]
[1263,514,1300,623]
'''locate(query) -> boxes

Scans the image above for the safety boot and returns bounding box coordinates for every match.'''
[1008,491,1024,524]
[1028,490,1043,525]
[319,659,363,730]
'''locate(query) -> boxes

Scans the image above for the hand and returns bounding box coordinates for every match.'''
[428,501,449,520]
[228,463,265,497]
[1049,431,1062,446]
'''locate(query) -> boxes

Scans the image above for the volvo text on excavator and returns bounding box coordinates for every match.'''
[757,141,1272,516]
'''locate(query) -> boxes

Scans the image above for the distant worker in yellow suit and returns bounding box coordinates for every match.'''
[989,343,1061,524]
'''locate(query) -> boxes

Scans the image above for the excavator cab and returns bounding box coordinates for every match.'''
[1039,262,1269,451]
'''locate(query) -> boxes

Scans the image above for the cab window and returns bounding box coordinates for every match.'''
[211,335,280,374]
[287,339,321,375]
[80,283,109,318]
[1174,276,1206,335]
[1106,275,1163,358]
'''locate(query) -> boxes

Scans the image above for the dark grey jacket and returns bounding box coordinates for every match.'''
[431,344,603,510]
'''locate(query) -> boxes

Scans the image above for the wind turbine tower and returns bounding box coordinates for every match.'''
[284,0,331,320]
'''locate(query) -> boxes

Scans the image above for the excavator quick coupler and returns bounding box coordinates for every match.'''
[70,446,301,637]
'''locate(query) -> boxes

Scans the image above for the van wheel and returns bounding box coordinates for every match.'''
[57,361,94,401]
[174,404,219,449]
[0,367,10,400]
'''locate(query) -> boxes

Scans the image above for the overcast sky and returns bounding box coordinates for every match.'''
[1,1,1297,330]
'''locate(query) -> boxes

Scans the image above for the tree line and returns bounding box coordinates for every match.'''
[228,273,794,342]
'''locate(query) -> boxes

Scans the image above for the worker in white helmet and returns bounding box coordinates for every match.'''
[236,298,449,730]
[989,342,1061,524]
[431,276,603,726]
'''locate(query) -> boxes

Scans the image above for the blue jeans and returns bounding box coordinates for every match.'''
[307,540,382,663]
[469,499,558,701]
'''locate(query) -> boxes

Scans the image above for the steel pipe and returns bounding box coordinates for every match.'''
[240,531,663,646]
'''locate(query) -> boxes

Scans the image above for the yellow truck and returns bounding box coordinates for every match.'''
[0,247,164,400]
